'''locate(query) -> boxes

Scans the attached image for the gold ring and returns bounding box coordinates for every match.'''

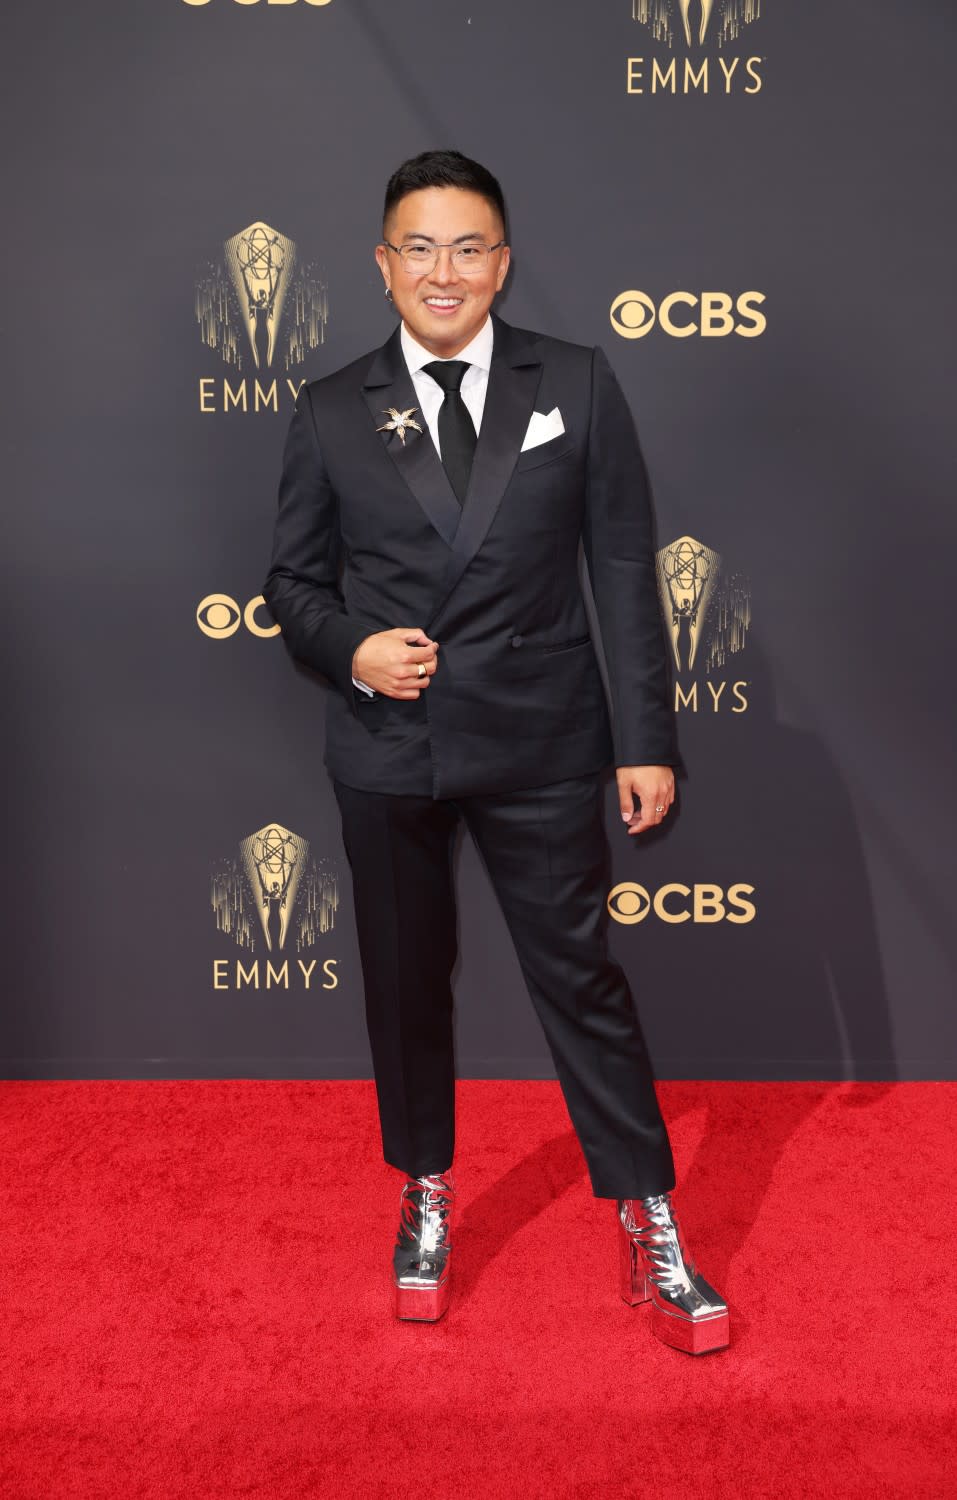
[655,805,666,814]
[417,663,427,679]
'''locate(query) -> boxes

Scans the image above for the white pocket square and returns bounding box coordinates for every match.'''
[520,406,565,452]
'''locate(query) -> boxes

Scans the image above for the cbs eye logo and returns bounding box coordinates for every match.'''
[196,593,280,639]
[608,882,756,925]
[182,2,333,8]
[610,290,766,339]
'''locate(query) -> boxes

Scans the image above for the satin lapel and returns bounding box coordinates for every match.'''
[426,317,544,629]
[361,328,461,547]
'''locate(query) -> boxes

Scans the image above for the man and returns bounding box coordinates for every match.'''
[263,151,729,1355]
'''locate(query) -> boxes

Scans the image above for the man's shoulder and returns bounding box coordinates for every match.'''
[495,314,596,371]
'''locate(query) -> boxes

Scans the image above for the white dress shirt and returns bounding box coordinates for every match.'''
[353,315,494,695]
[401,314,493,459]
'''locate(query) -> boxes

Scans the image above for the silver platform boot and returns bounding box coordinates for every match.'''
[393,1172,454,1322]
[618,1194,729,1354]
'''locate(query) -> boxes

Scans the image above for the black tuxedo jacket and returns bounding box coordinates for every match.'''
[263,311,679,799]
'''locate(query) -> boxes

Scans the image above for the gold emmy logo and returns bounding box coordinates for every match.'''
[608,881,757,924]
[656,536,751,713]
[195,220,328,406]
[628,1,764,93]
[210,823,340,990]
[632,0,762,49]
[226,221,295,371]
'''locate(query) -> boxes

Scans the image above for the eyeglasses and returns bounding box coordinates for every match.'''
[383,239,506,275]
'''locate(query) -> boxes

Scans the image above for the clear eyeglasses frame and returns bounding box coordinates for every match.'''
[382,239,506,275]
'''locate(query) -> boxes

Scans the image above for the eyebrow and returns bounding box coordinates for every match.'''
[399,232,489,244]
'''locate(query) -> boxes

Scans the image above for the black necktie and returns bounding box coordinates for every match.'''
[422,359,477,504]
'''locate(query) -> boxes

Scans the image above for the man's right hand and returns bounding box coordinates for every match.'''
[352,628,439,699]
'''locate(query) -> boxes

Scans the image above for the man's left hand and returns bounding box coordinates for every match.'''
[616,766,675,835]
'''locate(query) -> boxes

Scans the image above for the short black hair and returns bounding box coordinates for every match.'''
[383,150,507,237]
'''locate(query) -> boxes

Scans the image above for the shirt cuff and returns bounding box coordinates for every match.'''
[352,676,375,697]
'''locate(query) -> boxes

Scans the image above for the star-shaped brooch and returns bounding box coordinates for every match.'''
[376,407,423,445]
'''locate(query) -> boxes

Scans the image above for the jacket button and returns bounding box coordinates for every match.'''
[509,634,524,648]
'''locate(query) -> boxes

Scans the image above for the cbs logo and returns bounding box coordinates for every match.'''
[196,593,280,639]
[182,2,332,8]
[610,290,766,340]
[607,882,756,925]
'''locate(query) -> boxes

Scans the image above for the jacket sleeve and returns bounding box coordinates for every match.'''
[581,345,681,769]
[262,384,379,711]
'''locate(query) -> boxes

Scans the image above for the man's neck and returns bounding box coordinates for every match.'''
[401,314,493,363]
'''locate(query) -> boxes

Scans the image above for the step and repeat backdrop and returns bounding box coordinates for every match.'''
[4,2,954,1078]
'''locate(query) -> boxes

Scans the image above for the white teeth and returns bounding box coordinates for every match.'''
[426,298,461,307]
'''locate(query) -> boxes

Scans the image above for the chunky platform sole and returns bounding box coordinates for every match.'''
[393,1275,451,1322]
[650,1296,729,1355]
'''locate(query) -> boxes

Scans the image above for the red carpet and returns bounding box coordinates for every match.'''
[1,1080,954,1498]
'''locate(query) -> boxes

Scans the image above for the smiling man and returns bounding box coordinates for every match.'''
[263,150,729,1355]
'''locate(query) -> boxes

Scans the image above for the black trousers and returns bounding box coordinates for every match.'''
[332,773,676,1200]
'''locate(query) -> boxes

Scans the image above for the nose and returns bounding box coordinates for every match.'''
[428,247,460,287]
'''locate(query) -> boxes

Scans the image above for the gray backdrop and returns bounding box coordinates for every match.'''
[4,1,955,1079]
